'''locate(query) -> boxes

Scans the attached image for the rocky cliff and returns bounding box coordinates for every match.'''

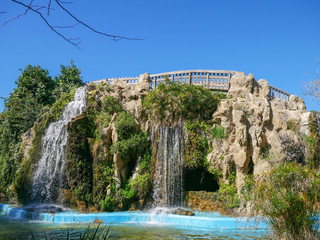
[208,72,312,193]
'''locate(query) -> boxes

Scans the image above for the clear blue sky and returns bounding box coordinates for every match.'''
[1,0,320,111]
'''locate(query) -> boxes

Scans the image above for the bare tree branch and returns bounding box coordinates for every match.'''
[304,69,320,100]
[54,0,146,41]
[47,0,51,16]
[2,0,146,48]
[11,0,82,48]
[52,22,79,29]
[1,0,33,26]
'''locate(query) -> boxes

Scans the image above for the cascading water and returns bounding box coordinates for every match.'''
[152,123,185,208]
[31,87,87,203]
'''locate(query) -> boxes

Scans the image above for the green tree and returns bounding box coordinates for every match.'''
[0,64,55,197]
[1,65,54,142]
[54,61,84,99]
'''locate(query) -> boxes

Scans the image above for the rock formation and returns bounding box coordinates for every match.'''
[207,72,310,191]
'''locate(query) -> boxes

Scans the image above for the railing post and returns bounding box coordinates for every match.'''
[206,72,210,88]
[188,72,192,85]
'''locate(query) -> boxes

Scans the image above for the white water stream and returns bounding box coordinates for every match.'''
[152,123,184,207]
[31,87,87,203]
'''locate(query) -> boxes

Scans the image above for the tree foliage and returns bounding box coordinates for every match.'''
[54,61,84,99]
[254,163,320,239]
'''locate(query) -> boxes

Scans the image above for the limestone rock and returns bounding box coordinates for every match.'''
[209,72,308,193]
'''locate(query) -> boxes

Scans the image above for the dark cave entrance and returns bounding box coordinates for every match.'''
[184,167,219,192]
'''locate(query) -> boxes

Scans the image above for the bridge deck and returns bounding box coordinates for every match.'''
[92,70,290,101]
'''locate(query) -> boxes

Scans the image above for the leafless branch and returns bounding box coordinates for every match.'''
[11,0,82,49]
[52,22,79,29]
[47,0,51,16]
[1,0,33,26]
[54,0,146,41]
[57,1,74,4]
[2,0,145,48]
[304,71,320,100]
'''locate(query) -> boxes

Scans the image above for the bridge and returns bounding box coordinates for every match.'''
[92,70,291,101]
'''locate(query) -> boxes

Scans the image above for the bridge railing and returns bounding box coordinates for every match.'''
[149,70,235,91]
[91,70,291,101]
[93,70,236,91]
[269,86,290,101]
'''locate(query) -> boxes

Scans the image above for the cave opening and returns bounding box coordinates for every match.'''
[184,167,219,192]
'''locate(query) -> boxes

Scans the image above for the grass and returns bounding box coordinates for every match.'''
[30,223,111,240]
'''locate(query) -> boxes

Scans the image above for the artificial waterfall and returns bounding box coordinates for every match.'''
[152,123,185,207]
[31,87,87,203]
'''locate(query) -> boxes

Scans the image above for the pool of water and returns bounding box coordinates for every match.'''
[0,204,269,239]
[0,217,269,239]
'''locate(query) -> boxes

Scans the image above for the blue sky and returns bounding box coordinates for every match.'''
[1,0,320,111]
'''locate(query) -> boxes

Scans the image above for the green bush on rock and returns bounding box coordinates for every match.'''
[66,114,93,206]
[184,120,210,169]
[217,172,240,208]
[254,163,320,240]
[142,81,225,123]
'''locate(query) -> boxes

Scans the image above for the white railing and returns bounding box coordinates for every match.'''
[92,70,291,101]
[269,86,290,101]
[93,70,235,91]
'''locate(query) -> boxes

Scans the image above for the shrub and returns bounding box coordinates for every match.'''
[254,163,320,239]
[142,81,225,123]
[66,114,93,206]
[279,134,304,163]
[110,133,148,161]
[130,173,151,200]
[101,96,122,115]
[184,120,209,169]
[212,125,227,139]
[114,112,138,140]
[217,172,240,208]
[240,174,254,201]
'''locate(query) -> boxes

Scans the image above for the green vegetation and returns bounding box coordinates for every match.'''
[30,224,111,240]
[184,120,210,169]
[207,167,223,180]
[110,112,148,161]
[305,113,320,168]
[254,163,320,239]
[84,87,151,211]
[211,125,227,139]
[240,174,254,201]
[286,120,299,132]
[129,151,152,203]
[53,61,84,99]
[217,172,240,208]
[0,62,84,201]
[14,112,53,204]
[66,114,93,206]
[142,80,225,123]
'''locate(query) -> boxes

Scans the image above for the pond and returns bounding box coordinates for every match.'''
[0,204,269,239]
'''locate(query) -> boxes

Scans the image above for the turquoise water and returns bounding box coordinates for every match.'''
[0,204,269,239]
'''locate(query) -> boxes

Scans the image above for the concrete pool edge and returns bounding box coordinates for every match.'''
[0,203,268,230]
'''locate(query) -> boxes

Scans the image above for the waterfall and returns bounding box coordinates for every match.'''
[31,87,87,203]
[152,123,184,207]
